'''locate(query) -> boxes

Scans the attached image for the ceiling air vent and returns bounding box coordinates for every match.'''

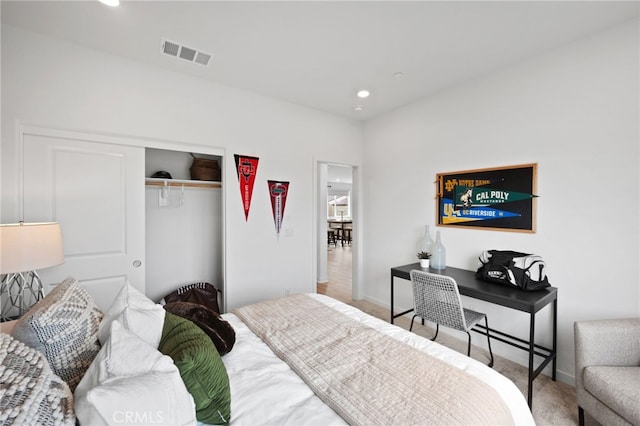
[161,38,212,67]
[162,40,180,57]
[195,52,211,66]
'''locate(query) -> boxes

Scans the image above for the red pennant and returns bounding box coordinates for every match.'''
[235,154,259,221]
[268,180,289,237]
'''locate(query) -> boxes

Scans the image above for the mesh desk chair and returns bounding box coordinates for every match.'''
[409,270,494,367]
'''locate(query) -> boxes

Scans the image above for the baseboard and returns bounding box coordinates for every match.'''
[363,295,388,308]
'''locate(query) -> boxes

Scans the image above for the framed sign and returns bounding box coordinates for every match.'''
[436,163,538,233]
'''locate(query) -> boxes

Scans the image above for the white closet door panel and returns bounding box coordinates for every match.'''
[54,149,124,255]
[22,132,145,306]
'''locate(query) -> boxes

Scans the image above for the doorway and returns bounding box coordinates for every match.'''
[317,163,355,303]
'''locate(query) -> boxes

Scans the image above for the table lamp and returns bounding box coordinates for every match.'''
[0,222,64,320]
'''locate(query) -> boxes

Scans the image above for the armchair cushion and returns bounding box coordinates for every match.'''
[575,318,640,426]
[583,366,640,425]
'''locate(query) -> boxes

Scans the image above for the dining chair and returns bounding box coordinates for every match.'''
[409,269,494,367]
[342,226,352,245]
[327,230,337,247]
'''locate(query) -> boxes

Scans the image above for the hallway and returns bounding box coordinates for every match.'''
[317,244,352,303]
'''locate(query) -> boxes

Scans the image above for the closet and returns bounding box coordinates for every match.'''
[20,125,223,311]
[144,148,223,305]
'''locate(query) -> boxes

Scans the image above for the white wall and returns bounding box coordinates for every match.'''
[1,26,363,310]
[362,19,639,384]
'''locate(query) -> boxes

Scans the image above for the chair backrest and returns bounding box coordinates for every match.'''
[410,270,467,332]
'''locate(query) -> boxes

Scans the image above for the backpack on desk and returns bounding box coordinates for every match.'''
[475,250,551,291]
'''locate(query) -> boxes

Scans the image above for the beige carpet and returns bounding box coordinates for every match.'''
[349,299,589,426]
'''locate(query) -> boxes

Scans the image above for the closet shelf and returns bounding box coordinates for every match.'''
[145,178,221,189]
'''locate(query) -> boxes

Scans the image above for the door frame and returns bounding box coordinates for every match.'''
[313,159,362,300]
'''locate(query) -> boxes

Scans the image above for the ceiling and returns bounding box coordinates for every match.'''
[327,164,353,186]
[2,1,638,121]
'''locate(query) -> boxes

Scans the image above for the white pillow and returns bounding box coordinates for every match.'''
[77,373,195,426]
[98,281,165,347]
[75,321,196,426]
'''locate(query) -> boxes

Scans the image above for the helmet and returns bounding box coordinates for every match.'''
[151,171,172,179]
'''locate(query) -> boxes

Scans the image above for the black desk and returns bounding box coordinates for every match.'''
[390,263,557,407]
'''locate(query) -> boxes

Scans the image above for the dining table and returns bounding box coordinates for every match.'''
[327,219,352,246]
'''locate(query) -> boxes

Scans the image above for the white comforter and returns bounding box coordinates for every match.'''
[218,294,535,426]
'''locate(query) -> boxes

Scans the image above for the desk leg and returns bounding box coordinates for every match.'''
[390,275,395,324]
[528,312,535,407]
[552,298,557,381]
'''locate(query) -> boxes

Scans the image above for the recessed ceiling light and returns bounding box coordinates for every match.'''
[353,105,364,111]
[356,90,370,99]
[393,72,404,79]
[99,0,120,6]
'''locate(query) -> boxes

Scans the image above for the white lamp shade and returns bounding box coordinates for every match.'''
[0,222,64,274]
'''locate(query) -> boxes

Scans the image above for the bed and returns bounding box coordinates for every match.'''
[1,279,534,425]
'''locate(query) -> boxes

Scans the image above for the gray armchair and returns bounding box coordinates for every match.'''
[574,318,640,426]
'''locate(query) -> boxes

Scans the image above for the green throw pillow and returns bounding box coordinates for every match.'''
[159,312,231,424]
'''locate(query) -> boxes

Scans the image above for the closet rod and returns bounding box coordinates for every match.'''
[145,179,221,189]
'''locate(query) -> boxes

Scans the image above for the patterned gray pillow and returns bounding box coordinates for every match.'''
[11,277,103,392]
[0,333,76,425]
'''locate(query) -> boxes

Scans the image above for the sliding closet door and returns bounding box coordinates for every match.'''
[21,128,145,310]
